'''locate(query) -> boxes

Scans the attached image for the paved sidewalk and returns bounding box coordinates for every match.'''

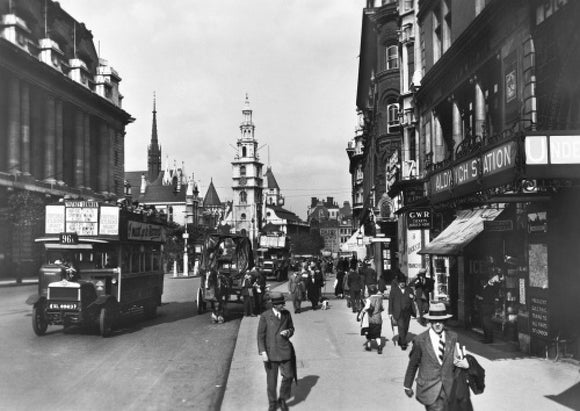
[0,277,37,287]
[222,277,580,411]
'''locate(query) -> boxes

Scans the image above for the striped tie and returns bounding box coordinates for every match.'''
[438,334,445,363]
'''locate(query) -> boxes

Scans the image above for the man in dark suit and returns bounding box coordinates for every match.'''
[388,272,415,350]
[403,302,469,410]
[257,292,296,411]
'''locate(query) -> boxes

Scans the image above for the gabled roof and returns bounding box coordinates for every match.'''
[138,183,187,203]
[203,179,222,207]
[264,167,280,190]
[125,170,186,203]
[268,205,302,223]
[125,171,145,193]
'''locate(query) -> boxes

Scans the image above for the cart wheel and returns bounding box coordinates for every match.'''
[196,288,205,314]
[99,306,113,338]
[32,306,48,336]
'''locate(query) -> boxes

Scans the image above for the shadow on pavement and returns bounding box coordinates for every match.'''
[287,375,319,407]
[545,381,580,410]
[447,324,527,361]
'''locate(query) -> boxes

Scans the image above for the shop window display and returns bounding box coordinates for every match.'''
[433,257,449,302]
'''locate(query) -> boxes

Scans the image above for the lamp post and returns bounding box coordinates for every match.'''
[182,228,189,277]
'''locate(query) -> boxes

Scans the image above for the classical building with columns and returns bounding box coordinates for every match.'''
[0,0,133,276]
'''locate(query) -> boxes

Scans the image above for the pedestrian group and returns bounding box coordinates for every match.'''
[255,255,485,411]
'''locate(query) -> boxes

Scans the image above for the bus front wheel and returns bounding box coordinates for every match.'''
[32,306,48,336]
[99,307,113,338]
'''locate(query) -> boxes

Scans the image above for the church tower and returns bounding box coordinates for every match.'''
[147,93,162,182]
[231,94,263,244]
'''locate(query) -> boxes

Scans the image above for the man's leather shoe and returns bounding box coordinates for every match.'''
[278,398,289,411]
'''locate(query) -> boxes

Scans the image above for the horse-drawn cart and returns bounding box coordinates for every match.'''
[196,233,254,323]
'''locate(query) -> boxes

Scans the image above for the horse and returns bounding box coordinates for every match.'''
[203,269,232,323]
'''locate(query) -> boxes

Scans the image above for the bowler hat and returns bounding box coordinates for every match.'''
[269,292,285,305]
[424,302,453,321]
[418,268,427,274]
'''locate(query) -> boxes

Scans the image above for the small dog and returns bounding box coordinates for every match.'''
[321,298,330,310]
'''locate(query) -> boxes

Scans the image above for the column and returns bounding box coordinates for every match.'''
[20,82,30,175]
[44,95,56,180]
[7,77,21,173]
[55,100,64,183]
[83,113,91,189]
[474,81,486,137]
[434,116,444,163]
[452,100,462,158]
[98,122,109,193]
[74,109,84,187]
[401,42,409,93]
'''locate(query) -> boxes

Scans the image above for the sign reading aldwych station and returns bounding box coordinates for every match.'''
[429,141,517,200]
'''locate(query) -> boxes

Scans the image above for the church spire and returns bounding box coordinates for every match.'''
[152,91,158,145]
[147,91,162,182]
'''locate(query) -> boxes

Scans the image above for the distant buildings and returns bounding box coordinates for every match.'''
[307,197,353,254]
[124,97,225,228]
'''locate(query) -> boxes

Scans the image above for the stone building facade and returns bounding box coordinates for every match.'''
[0,0,132,277]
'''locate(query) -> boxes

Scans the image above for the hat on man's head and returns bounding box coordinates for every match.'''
[424,302,453,321]
[396,272,407,283]
[418,268,427,274]
[54,259,63,265]
[269,292,285,305]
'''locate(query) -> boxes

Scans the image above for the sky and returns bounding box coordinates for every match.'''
[58,0,362,219]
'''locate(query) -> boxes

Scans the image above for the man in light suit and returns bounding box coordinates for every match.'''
[257,292,296,411]
[403,302,469,411]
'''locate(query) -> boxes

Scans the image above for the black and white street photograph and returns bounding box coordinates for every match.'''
[1,0,580,410]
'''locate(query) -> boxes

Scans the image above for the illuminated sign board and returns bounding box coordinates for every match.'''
[525,134,580,165]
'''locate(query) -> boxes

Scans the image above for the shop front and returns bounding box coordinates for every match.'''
[419,131,580,357]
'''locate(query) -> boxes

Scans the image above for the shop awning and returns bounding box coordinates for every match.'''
[419,207,504,255]
[340,230,367,258]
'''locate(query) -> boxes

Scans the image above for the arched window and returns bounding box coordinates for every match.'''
[242,147,247,157]
[240,191,247,204]
[386,45,399,70]
[240,165,246,176]
[241,213,246,220]
[387,103,400,133]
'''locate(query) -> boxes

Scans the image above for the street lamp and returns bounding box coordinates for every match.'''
[182,228,189,277]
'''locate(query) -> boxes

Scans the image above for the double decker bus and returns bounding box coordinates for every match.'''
[27,200,167,337]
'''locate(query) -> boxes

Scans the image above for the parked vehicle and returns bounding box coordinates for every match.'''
[27,200,167,337]
[256,232,291,281]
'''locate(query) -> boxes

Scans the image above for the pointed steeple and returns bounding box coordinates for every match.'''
[147,92,162,182]
[203,178,222,208]
[240,93,255,140]
[151,92,158,145]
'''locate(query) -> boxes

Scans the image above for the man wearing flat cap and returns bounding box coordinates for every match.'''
[403,302,469,410]
[257,292,296,411]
